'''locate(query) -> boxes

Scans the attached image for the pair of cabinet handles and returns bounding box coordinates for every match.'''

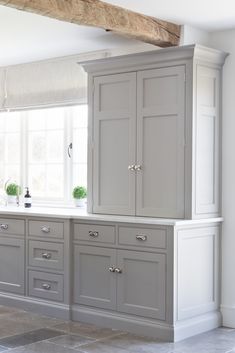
[109,267,122,273]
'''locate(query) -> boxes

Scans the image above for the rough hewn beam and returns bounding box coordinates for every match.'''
[0,0,181,47]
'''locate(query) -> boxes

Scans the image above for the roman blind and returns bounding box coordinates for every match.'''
[0,58,87,111]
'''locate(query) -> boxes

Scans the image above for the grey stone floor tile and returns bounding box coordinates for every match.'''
[47,334,95,349]
[6,341,79,353]
[53,322,123,340]
[102,333,173,353]
[0,306,23,316]
[0,328,63,349]
[77,340,131,353]
[2,312,65,329]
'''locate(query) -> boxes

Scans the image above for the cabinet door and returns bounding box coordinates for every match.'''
[0,236,25,294]
[116,250,166,320]
[136,66,185,218]
[74,245,116,310]
[93,73,136,215]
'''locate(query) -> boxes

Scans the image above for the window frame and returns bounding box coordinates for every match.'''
[0,104,88,207]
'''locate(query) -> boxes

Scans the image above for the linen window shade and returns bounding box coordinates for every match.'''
[0,59,87,110]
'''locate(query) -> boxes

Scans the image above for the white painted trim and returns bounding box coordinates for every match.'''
[221,305,235,328]
[174,311,221,342]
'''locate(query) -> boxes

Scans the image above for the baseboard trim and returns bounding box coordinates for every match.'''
[221,305,235,328]
[72,305,174,341]
[0,292,70,320]
[174,311,222,342]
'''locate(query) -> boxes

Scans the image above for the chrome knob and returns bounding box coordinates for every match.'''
[41,226,50,233]
[42,283,51,290]
[0,224,8,230]
[42,253,52,259]
[128,165,135,171]
[136,235,147,241]
[89,231,99,237]
[108,266,115,273]
[134,165,142,171]
[115,268,122,274]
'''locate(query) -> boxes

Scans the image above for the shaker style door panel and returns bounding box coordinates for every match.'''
[195,65,220,216]
[136,66,185,218]
[73,245,117,310]
[93,73,136,215]
[116,250,166,320]
[0,236,25,294]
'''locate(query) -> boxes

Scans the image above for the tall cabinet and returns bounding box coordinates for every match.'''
[82,45,227,219]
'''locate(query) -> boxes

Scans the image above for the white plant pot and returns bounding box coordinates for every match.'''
[74,198,86,207]
[7,195,17,205]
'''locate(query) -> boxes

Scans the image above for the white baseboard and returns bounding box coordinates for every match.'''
[174,311,222,342]
[0,292,70,320]
[221,305,235,328]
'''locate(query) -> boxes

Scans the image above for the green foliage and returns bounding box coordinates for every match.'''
[5,183,22,196]
[73,186,87,199]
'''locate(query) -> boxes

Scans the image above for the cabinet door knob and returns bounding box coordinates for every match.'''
[134,165,142,171]
[41,226,50,233]
[136,235,147,241]
[0,224,8,230]
[128,165,135,171]
[115,268,122,274]
[89,231,99,237]
[108,266,115,272]
[42,283,51,290]
[42,253,52,260]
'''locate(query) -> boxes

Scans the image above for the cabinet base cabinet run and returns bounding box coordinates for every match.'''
[0,215,222,342]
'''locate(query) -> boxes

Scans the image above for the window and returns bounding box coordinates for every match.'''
[0,105,88,205]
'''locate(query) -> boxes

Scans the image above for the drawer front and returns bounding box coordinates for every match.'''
[0,218,25,236]
[118,226,167,249]
[74,223,115,244]
[28,220,64,239]
[28,270,63,302]
[28,241,64,270]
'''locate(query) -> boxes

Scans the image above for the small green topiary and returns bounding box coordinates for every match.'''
[72,186,87,199]
[5,183,22,196]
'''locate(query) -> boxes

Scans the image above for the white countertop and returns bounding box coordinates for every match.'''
[0,206,223,226]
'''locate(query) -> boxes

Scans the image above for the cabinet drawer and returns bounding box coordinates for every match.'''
[74,223,115,244]
[0,218,25,236]
[118,226,167,249]
[28,241,64,270]
[28,270,63,302]
[28,220,64,239]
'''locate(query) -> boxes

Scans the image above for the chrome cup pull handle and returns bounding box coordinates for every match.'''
[42,253,52,260]
[114,268,122,274]
[42,283,51,290]
[0,224,8,230]
[89,231,99,238]
[136,235,147,241]
[41,226,50,233]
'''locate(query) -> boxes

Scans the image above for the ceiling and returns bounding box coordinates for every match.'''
[0,0,235,66]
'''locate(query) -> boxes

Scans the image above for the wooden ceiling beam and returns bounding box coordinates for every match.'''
[0,0,181,47]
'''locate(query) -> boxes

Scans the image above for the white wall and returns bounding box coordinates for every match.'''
[210,29,235,327]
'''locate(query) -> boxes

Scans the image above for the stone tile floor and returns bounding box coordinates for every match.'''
[0,306,233,352]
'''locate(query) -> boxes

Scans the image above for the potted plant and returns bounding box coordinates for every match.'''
[5,183,22,205]
[72,186,87,207]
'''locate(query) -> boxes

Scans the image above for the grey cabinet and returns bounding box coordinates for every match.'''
[117,250,166,320]
[0,236,25,294]
[136,67,185,218]
[92,67,184,218]
[83,45,227,219]
[73,244,166,320]
[74,245,116,310]
[93,73,136,216]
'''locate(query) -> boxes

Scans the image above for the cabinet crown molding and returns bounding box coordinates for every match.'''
[80,44,228,74]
